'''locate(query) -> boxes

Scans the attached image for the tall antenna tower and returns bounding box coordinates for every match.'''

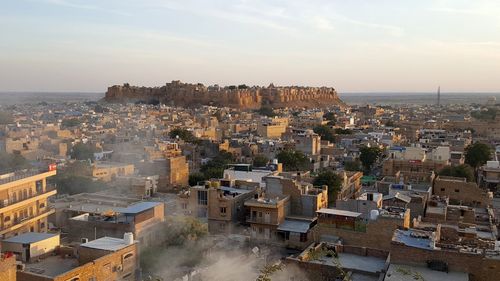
[437,86,441,106]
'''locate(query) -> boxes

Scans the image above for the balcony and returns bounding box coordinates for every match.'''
[246,216,279,225]
[0,207,55,235]
[0,187,57,213]
[0,169,56,185]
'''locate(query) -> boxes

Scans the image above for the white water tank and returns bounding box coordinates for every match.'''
[370,210,379,221]
[124,232,134,245]
[272,159,279,165]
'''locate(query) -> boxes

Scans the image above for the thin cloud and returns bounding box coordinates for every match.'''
[42,0,131,16]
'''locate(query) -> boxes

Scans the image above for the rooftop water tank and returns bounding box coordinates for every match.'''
[124,232,134,245]
[370,210,379,221]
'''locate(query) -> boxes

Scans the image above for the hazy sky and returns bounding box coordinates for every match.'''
[1,0,499,92]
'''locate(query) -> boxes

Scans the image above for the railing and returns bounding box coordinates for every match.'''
[0,186,56,209]
[246,216,277,225]
[0,168,54,186]
[0,207,55,232]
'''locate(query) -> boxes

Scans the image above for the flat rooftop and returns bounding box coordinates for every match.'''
[2,232,58,244]
[81,236,134,252]
[392,229,434,250]
[310,252,386,274]
[277,219,313,233]
[384,263,468,281]
[317,208,362,218]
[25,255,78,278]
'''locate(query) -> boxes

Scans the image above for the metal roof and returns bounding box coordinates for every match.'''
[277,219,312,233]
[317,208,362,217]
[115,201,161,214]
[2,232,58,244]
[81,236,133,252]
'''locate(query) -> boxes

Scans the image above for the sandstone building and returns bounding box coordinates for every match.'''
[105,81,346,109]
[0,168,57,239]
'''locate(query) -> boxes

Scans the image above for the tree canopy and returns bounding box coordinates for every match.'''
[256,106,277,117]
[252,154,269,167]
[61,118,81,128]
[471,108,498,121]
[0,111,14,124]
[465,142,491,168]
[344,160,361,172]
[196,151,235,181]
[0,152,31,173]
[334,128,353,135]
[359,146,382,172]
[276,149,310,171]
[169,128,199,143]
[323,111,336,122]
[313,170,342,206]
[49,161,107,195]
[313,125,336,142]
[70,143,96,161]
[438,164,475,182]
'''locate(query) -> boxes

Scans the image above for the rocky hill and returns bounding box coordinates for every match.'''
[104,80,346,109]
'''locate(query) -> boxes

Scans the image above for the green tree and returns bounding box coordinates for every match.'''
[385,120,395,127]
[323,111,336,122]
[169,128,199,143]
[61,118,81,128]
[344,160,361,172]
[0,111,13,124]
[313,170,342,206]
[359,146,382,172]
[471,108,498,120]
[438,164,475,182]
[276,150,310,171]
[465,142,491,168]
[253,154,269,167]
[199,151,234,179]
[188,172,206,186]
[334,128,353,135]
[313,125,336,142]
[70,143,96,161]
[49,161,107,195]
[0,152,31,173]
[257,106,276,117]
[256,263,284,281]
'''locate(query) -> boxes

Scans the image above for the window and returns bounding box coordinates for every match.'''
[4,216,10,222]
[454,189,459,193]
[123,252,134,261]
[36,180,43,193]
[220,207,227,214]
[441,188,445,191]
[197,190,208,205]
[181,203,187,210]
[258,212,262,218]
[39,203,45,208]
[300,233,308,242]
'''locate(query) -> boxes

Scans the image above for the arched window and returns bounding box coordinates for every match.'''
[123,253,134,260]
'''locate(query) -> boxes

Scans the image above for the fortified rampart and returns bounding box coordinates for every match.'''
[104,80,345,109]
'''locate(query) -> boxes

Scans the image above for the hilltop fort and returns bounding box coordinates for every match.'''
[104,80,346,109]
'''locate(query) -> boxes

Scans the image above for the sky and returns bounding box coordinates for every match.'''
[1,0,499,93]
